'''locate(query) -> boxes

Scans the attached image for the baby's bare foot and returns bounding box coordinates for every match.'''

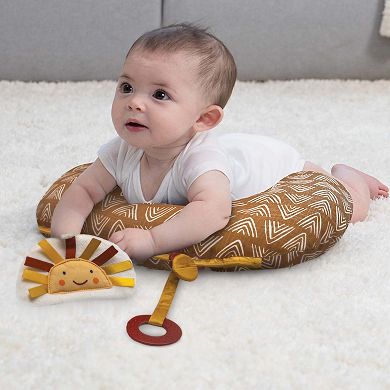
[332,164,389,199]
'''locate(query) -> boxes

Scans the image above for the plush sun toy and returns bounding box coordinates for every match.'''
[18,234,136,304]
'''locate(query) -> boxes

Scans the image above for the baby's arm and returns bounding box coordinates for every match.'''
[149,170,232,254]
[108,170,231,260]
[50,159,117,238]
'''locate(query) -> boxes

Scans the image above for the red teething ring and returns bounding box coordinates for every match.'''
[126,315,182,346]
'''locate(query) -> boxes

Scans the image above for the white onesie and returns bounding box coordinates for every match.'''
[97,131,305,205]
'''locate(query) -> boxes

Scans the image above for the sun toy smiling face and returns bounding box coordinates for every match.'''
[48,259,112,293]
[22,236,135,299]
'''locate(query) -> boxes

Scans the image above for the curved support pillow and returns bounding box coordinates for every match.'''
[36,164,353,271]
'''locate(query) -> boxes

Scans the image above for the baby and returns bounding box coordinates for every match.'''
[51,23,389,261]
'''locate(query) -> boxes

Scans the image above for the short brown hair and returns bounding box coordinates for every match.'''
[126,23,237,108]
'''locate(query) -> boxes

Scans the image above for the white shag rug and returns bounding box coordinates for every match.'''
[1,80,389,389]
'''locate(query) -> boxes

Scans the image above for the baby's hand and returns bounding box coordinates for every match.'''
[109,228,156,261]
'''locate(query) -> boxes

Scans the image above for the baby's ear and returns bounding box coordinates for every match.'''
[194,105,224,132]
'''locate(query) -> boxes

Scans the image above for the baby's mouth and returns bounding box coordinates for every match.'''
[126,121,148,130]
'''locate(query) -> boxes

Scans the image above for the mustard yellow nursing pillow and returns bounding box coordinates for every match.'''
[36,164,353,270]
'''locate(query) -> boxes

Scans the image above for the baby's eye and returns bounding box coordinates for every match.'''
[118,82,133,94]
[153,89,170,101]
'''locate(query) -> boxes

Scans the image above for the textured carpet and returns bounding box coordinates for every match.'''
[1,80,389,389]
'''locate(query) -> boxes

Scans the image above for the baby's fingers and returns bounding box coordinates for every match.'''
[109,230,125,244]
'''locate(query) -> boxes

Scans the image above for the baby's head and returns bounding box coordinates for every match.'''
[127,23,237,108]
[112,23,237,150]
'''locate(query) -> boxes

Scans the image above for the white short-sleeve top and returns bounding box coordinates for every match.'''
[97,131,305,205]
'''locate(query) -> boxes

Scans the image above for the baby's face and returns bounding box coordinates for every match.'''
[111,50,208,151]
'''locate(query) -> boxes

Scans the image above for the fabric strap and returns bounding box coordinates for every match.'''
[92,246,118,266]
[23,269,48,285]
[109,277,135,287]
[147,253,264,327]
[65,236,76,258]
[149,272,180,326]
[79,238,101,260]
[28,285,48,299]
[38,239,64,264]
[102,260,133,275]
[24,256,53,272]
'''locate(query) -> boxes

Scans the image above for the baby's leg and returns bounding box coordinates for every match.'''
[303,162,389,223]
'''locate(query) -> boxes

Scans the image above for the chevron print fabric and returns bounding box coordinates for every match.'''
[36,165,352,272]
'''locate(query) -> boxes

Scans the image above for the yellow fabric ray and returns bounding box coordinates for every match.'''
[109,276,135,287]
[23,269,48,285]
[28,284,48,299]
[79,238,101,260]
[149,272,179,327]
[102,260,133,275]
[38,239,64,264]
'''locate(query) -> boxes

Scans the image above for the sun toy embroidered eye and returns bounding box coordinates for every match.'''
[18,234,136,304]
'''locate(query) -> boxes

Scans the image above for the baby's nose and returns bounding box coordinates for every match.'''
[127,95,145,112]
[128,103,143,111]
